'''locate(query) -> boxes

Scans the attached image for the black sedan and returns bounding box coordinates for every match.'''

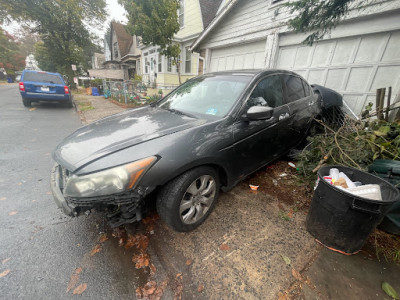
[51,69,342,231]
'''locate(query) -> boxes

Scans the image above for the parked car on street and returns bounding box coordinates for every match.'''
[51,69,342,231]
[19,70,73,107]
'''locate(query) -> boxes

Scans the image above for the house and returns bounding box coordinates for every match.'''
[191,0,400,115]
[91,53,105,70]
[89,22,141,80]
[140,0,223,89]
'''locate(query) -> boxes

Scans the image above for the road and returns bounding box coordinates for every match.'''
[0,85,147,299]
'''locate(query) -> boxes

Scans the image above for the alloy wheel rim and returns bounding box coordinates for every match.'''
[180,175,216,224]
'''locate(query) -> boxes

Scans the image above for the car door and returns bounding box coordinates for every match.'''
[232,75,292,177]
[281,75,315,149]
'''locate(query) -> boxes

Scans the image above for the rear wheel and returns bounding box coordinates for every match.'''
[22,98,31,107]
[156,166,220,232]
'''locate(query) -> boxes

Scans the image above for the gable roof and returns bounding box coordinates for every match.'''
[111,22,133,57]
[199,0,224,28]
[192,0,240,51]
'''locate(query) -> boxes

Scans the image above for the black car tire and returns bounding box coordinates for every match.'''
[157,166,220,232]
[67,97,73,108]
[22,98,31,107]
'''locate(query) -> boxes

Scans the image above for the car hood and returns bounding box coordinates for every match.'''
[53,106,206,172]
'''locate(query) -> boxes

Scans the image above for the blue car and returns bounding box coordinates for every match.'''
[19,70,73,108]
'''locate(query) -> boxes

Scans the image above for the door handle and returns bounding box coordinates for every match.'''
[279,113,289,120]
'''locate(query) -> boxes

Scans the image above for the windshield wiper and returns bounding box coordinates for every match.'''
[163,107,197,119]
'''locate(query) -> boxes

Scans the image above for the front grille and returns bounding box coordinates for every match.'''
[67,190,141,206]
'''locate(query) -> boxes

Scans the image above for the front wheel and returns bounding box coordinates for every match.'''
[156,166,220,232]
[22,98,31,107]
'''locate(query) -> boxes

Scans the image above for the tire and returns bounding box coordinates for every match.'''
[22,98,31,107]
[66,96,73,108]
[156,166,220,232]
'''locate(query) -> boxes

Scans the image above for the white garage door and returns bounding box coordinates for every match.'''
[210,40,266,72]
[276,31,400,115]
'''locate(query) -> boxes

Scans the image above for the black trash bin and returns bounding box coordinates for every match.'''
[306,165,400,254]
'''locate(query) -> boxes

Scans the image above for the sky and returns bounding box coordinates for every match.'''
[2,0,128,40]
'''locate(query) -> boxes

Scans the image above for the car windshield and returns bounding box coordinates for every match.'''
[23,72,63,85]
[157,75,252,118]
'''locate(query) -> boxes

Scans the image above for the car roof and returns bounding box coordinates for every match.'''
[203,69,303,80]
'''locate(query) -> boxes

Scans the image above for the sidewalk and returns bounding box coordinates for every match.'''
[71,93,400,299]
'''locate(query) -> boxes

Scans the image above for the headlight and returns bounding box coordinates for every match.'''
[64,156,157,198]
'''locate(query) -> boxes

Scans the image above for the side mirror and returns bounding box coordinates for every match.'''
[244,106,274,120]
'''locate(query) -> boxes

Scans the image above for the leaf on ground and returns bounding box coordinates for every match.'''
[72,283,87,295]
[0,197,6,201]
[8,211,17,216]
[198,284,204,293]
[186,259,192,265]
[118,237,124,247]
[382,282,399,299]
[124,235,136,249]
[29,107,37,111]
[0,269,10,278]
[112,227,125,238]
[136,234,149,251]
[281,255,291,265]
[2,258,10,265]
[176,273,182,279]
[90,244,102,256]
[132,253,150,269]
[142,281,157,296]
[219,243,230,251]
[66,267,82,292]
[136,287,143,299]
[98,233,108,243]
[291,268,302,281]
[150,263,156,276]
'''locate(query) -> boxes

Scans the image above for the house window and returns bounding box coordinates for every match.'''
[167,57,172,72]
[145,57,148,73]
[113,42,118,58]
[158,54,162,72]
[150,57,154,71]
[178,0,184,28]
[185,47,191,74]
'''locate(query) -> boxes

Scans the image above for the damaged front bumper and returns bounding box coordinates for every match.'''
[50,164,155,223]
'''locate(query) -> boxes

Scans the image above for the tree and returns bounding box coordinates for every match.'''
[14,26,40,57]
[120,0,183,83]
[287,0,369,45]
[0,27,25,76]
[2,0,107,85]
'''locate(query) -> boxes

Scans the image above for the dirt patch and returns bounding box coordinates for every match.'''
[243,160,313,210]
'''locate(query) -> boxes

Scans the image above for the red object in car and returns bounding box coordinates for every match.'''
[64,86,69,94]
[19,82,25,92]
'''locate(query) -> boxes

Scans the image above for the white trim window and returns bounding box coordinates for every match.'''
[158,54,162,72]
[113,42,119,58]
[178,0,184,28]
[144,55,149,73]
[167,57,172,72]
[185,47,191,74]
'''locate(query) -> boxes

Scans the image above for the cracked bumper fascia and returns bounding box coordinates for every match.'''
[50,164,76,217]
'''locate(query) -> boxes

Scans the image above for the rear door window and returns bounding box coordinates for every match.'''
[23,72,64,85]
[283,75,306,103]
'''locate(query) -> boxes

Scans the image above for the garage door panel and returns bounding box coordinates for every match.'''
[307,70,325,85]
[346,67,373,91]
[343,94,367,113]
[226,56,235,70]
[254,52,265,68]
[354,35,386,63]
[277,48,296,68]
[370,65,400,91]
[382,32,400,62]
[234,55,244,69]
[331,39,358,65]
[326,69,346,90]
[294,46,312,68]
[217,57,226,71]
[311,42,334,67]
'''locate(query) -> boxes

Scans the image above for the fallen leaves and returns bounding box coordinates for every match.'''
[185,260,192,266]
[136,280,167,300]
[125,234,149,252]
[73,283,87,295]
[2,258,10,265]
[66,267,82,292]
[281,255,291,265]
[132,253,150,269]
[8,211,17,216]
[98,234,108,243]
[198,284,204,293]
[0,269,10,278]
[382,281,399,299]
[29,107,37,111]
[0,197,6,201]
[90,244,102,256]
[291,269,302,281]
[219,243,230,251]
